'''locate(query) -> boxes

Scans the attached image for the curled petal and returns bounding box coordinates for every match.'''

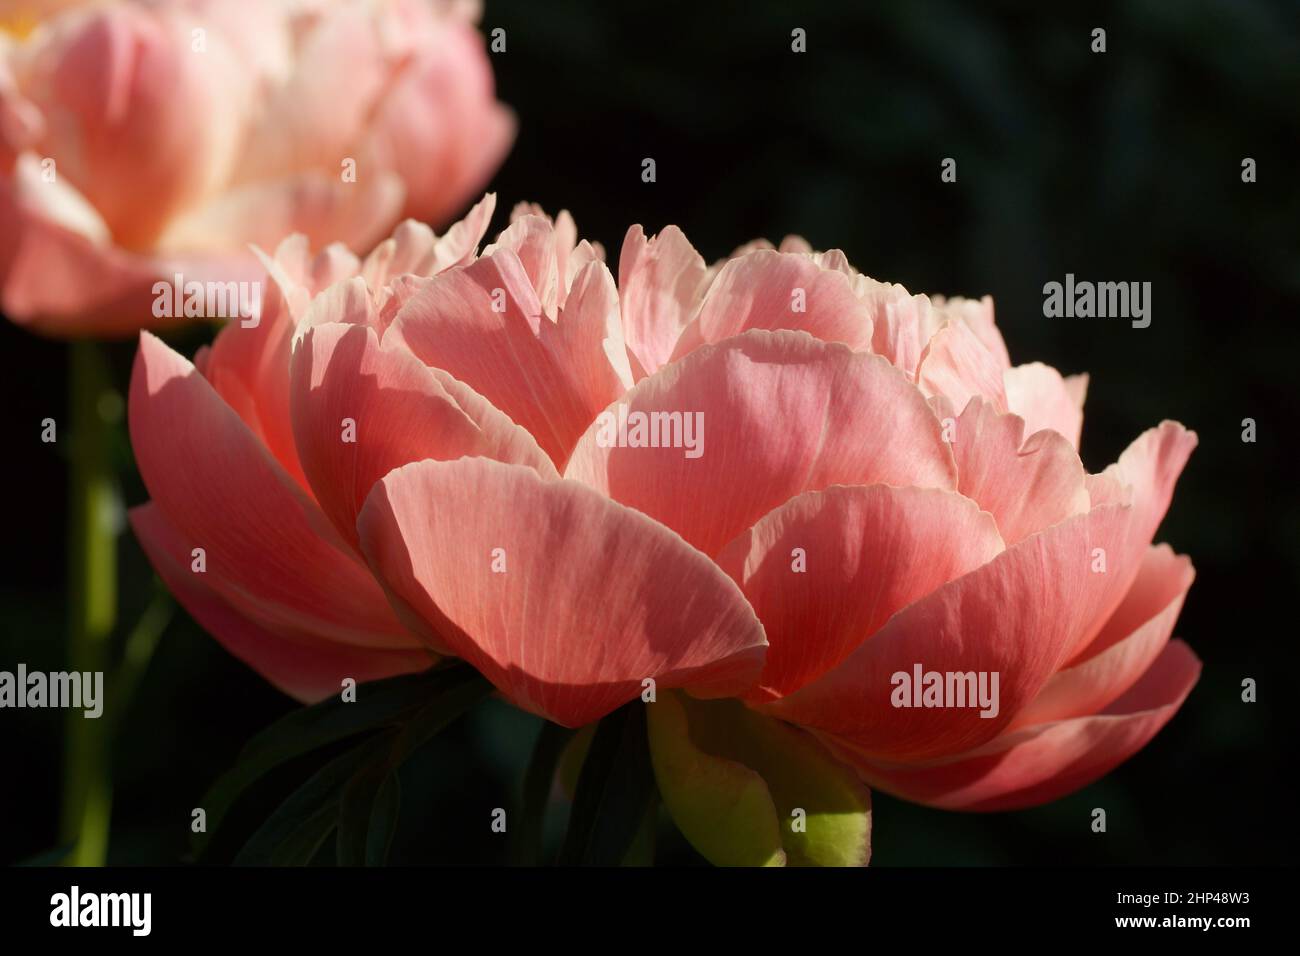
[838,640,1200,810]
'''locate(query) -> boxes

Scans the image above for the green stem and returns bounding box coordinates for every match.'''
[60,340,120,867]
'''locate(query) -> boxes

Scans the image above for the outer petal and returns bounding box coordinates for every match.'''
[289,321,555,546]
[618,224,709,379]
[838,640,1200,811]
[131,504,432,704]
[762,502,1138,761]
[0,155,262,335]
[715,485,1005,700]
[565,330,958,557]
[129,331,412,648]
[356,457,768,728]
[948,397,1090,545]
[1004,362,1087,449]
[1013,545,1194,728]
[1075,422,1198,656]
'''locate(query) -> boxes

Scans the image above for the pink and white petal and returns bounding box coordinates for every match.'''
[555,259,635,397]
[1013,545,1194,728]
[838,640,1200,810]
[360,24,513,228]
[384,248,624,467]
[618,224,710,379]
[430,190,497,272]
[0,156,255,336]
[761,502,1138,762]
[483,214,560,318]
[129,331,412,648]
[362,194,496,288]
[157,170,406,260]
[932,295,1009,370]
[675,250,875,359]
[916,319,1009,413]
[131,504,432,704]
[1004,362,1087,449]
[356,457,768,728]
[949,397,1090,545]
[232,1,388,183]
[24,2,248,247]
[716,485,1005,700]
[564,329,958,557]
[290,321,555,546]
[867,286,935,376]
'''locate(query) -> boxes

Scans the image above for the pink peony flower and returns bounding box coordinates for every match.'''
[129,198,1198,816]
[1,0,512,336]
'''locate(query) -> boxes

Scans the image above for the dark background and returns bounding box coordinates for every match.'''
[2,0,1297,865]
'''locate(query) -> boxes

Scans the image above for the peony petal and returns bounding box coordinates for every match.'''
[0,156,263,335]
[129,331,413,648]
[715,485,1004,700]
[916,319,1009,413]
[484,214,561,318]
[932,295,1009,369]
[1075,422,1197,657]
[761,502,1138,762]
[356,457,768,728]
[289,321,555,546]
[383,248,626,467]
[232,0,388,184]
[649,692,871,867]
[866,285,936,376]
[131,504,432,704]
[565,329,958,557]
[1014,545,1194,728]
[156,169,406,260]
[947,397,1090,544]
[1004,362,1087,449]
[361,21,514,227]
[618,224,709,380]
[838,640,1200,810]
[670,249,875,361]
[25,2,248,247]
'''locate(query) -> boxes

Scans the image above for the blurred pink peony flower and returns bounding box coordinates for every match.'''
[0,0,512,336]
[129,198,1198,819]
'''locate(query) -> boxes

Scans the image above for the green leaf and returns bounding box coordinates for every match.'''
[234,744,371,866]
[512,720,576,865]
[336,735,399,867]
[558,703,656,866]
[335,674,491,867]
[647,692,872,867]
[366,771,401,867]
[199,663,490,860]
